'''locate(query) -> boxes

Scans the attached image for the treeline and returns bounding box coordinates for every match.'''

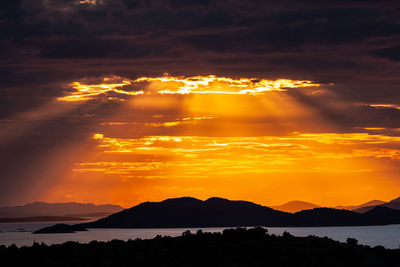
[1,228,400,266]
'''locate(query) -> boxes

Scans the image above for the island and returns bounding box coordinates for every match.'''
[34,197,400,234]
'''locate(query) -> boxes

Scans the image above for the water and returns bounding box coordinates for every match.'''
[1,222,399,249]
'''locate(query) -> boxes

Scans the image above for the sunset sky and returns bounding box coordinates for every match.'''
[1,0,400,208]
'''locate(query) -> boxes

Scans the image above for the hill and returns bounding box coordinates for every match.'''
[80,197,290,228]
[57,197,400,231]
[0,202,123,218]
[354,197,400,213]
[271,200,320,213]
[335,200,386,211]
[382,197,400,210]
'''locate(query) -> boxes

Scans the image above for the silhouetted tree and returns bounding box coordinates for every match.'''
[182,230,192,236]
[346,237,358,246]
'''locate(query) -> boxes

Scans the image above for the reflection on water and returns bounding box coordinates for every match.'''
[1,222,399,249]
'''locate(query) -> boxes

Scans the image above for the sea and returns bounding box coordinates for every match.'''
[1,221,399,249]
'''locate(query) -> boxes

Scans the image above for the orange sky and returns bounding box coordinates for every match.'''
[29,75,400,208]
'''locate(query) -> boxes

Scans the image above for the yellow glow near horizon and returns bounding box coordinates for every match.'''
[53,131,400,207]
[45,74,400,207]
[69,132,400,178]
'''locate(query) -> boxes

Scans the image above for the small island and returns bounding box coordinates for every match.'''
[33,224,88,234]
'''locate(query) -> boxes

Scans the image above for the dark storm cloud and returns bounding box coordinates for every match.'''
[1,0,400,117]
[2,1,399,58]
[372,45,400,62]
[1,1,399,94]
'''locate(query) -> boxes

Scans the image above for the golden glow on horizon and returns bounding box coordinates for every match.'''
[51,131,400,207]
[57,75,320,101]
[39,74,400,208]
[68,132,400,176]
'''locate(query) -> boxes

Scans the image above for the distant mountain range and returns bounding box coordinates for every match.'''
[334,200,386,211]
[0,202,123,219]
[354,197,400,213]
[0,216,89,223]
[271,198,400,213]
[65,197,400,230]
[5,196,400,225]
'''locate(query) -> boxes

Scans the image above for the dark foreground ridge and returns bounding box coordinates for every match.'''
[76,197,400,229]
[3,228,400,267]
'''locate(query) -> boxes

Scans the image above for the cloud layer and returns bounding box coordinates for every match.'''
[1,0,400,206]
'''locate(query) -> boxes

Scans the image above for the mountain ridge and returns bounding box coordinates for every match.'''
[350,196,400,213]
[335,200,386,211]
[65,197,400,230]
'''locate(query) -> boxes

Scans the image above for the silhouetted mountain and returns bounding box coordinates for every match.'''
[291,208,366,226]
[292,206,400,226]
[0,202,123,218]
[383,197,400,209]
[364,206,400,219]
[271,200,320,213]
[355,206,381,213]
[335,200,386,211]
[0,216,88,223]
[81,197,290,228]
[64,197,400,231]
[389,196,400,203]
[354,196,400,213]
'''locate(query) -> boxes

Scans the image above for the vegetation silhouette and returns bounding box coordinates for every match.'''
[3,227,400,266]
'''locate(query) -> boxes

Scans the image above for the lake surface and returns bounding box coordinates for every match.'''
[1,222,400,249]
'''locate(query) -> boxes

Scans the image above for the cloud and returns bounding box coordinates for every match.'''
[56,74,319,101]
[1,0,400,205]
[372,45,400,62]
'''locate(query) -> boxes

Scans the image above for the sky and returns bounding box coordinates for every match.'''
[1,0,400,208]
